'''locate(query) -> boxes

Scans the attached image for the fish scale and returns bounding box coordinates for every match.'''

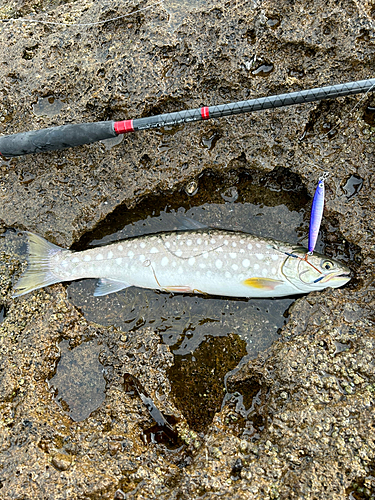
[13,228,351,298]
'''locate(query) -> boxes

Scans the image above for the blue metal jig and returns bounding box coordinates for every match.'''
[308,173,329,254]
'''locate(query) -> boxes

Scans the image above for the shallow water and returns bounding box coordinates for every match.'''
[68,168,311,357]
[61,168,310,424]
[1,160,354,427]
[1,167,322,424]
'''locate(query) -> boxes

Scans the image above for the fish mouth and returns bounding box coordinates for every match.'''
[318,271,351,285]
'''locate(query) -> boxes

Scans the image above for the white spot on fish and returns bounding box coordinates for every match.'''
[240,249,245,254]
[225,271,231,279]
[165,241,170,248]
[127,251,134,259]
[140,242,146,249]
[224,240,229,246]
[203,252,209,259]
[188,257,196,266]
[96,253,103,261]
[195,271,200,277]
[150,247,158,254]
[210,238,216,244]
[232,264,238,271]
[62,261,69,268]
[172,261,177,268]
[84,255,91,262]
[215,259,223,269]
[229,253,237,259]
[272,267,276,274]
[139,255,145,262]
[161,257,169,266]
[254,263,260,270]
[256,254,264,260]
[199,263,206,269]
[116,258,122,265]
[178,266,183,274]
[175,249,183,257]
[262,268,268,277]
[271,254,279,261]
[118,245,123,251]
[242,259,250,268]
[247,243,253,250]
[72,257,80,263]
[186,239,192,246]
[232,242,237,247]
[240,240,245,245]
[107,251,113,259]
[256,243,261,248]
[197,238,202,244]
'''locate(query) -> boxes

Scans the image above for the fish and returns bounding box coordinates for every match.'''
[12,226,351,299]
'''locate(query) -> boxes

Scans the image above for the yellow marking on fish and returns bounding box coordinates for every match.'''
[243,278,284,290]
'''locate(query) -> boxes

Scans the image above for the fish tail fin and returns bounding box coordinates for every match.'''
[13,232,68,297]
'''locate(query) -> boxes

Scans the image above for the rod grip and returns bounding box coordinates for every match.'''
[0,121,117,157]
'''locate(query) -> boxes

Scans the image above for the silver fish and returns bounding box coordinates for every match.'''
[13,228,350,298]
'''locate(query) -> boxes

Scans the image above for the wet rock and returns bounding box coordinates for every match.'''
[0,0,375,498]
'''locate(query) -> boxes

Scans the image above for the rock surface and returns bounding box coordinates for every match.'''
[0,0,375,498]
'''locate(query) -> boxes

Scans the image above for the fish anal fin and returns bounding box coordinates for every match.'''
[163,285,193,293]
[243,278,284,290]
[94,278,131,297]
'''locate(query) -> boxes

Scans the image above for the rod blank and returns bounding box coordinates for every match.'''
[1,78,374,157]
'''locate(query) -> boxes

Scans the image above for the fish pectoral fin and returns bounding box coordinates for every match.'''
[163,285,193,293]
[243,278,284,290]
[94,278,131,297]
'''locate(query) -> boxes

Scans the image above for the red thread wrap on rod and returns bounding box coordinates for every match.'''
[114,120,134,134]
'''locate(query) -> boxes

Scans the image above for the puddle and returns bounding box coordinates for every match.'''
[5,167,354,428]
[68,168,311,360]
[64,167,310,427]
[168,334,247,432]
[48,340,106,421]
[342,174,363,199]
[32,96,66,117]
[0,305,5,323]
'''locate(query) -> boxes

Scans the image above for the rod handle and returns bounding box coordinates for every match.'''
[0,121,116,157]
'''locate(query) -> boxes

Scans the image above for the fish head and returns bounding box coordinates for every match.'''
[281,247,351,293]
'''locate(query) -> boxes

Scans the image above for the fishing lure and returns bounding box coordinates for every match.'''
[308,172,329,254]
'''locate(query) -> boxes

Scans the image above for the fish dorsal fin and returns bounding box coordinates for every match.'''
[93,278,131,297]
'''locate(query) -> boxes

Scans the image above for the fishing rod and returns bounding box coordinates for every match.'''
[0,78,374,158]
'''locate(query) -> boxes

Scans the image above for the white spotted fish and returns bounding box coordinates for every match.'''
[13,227,350,298]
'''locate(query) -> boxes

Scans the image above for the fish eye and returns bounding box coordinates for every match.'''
[322,260,334,271]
